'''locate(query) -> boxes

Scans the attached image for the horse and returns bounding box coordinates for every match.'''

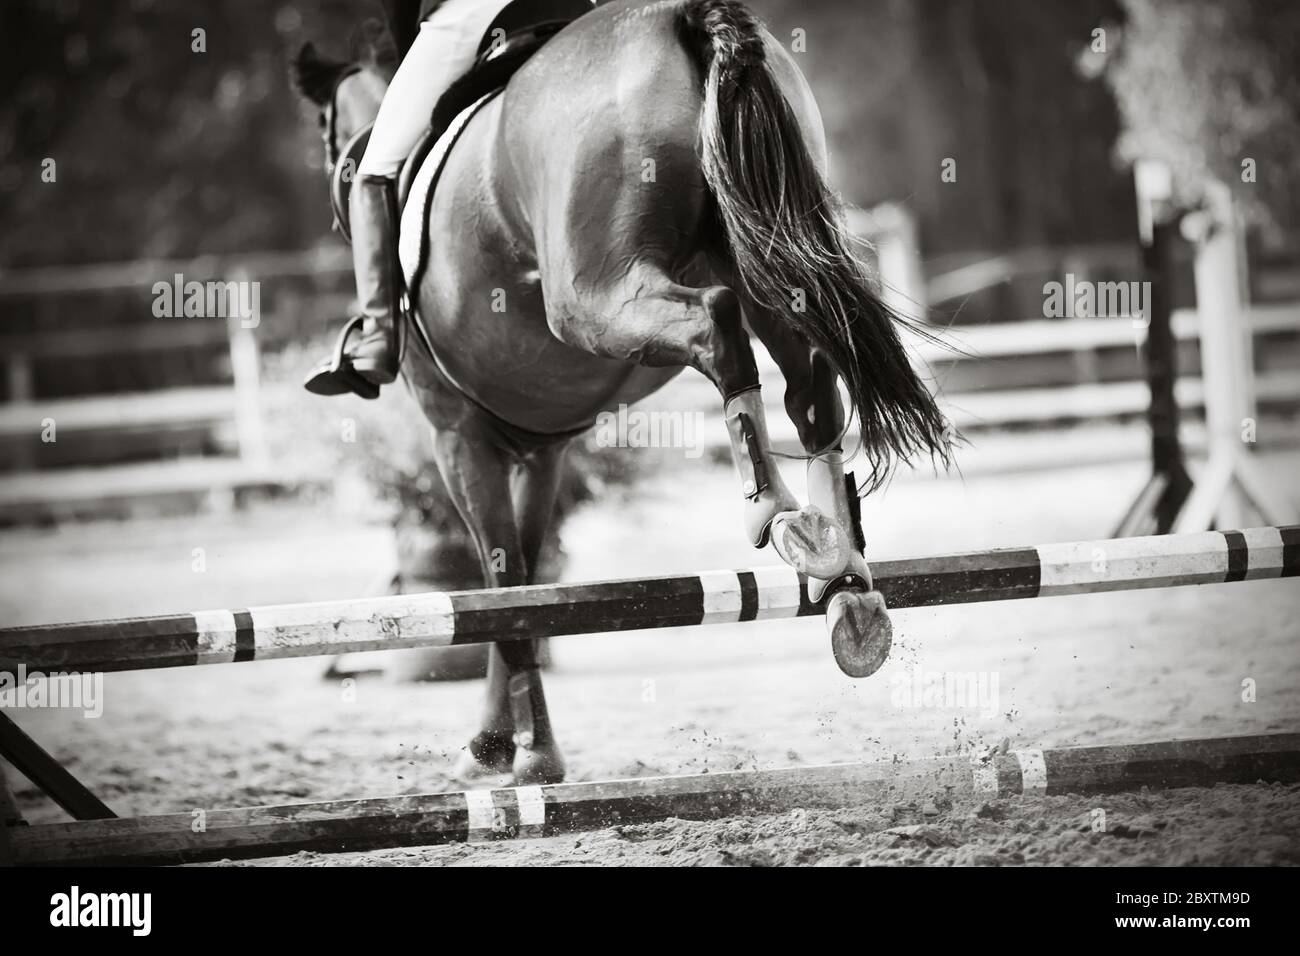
[293,0,950,786]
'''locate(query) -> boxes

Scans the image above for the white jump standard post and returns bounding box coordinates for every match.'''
[1174,181,1296,532]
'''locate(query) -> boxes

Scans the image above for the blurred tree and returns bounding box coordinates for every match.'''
[752,0,1132,259]
[1103,0,1300,238]
[12,0,1259,283]
[0,0,390,268]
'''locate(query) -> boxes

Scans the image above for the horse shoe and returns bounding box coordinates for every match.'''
[826,587,893,678]
[770,505,856,580]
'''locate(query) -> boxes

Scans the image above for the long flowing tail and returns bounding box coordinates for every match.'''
[678,0,951,491]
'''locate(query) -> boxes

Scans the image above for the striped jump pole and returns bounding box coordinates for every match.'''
[2,526,1295,675]
[9,732,1299,866]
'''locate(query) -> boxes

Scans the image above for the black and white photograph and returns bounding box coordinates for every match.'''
[1,0,1298,918]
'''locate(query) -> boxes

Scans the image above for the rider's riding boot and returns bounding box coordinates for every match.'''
[303,174,401,398]
[345,174,401,384]
[723,386,801,548]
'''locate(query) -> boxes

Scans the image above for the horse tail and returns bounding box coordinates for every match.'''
[677,0,951,490]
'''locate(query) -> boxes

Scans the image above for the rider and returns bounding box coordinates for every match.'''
[327,0,516,393]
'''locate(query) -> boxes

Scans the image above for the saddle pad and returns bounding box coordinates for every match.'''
[399,91,500,286]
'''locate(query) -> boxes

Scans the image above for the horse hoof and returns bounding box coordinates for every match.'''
[513,743,566,786]
[452,749,514,784]
[452,731,515,783]
[827,588,892,678]
[772,505,853,579]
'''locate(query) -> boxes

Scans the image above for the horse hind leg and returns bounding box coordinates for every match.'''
[430,419,566,786]
[548,266,854,577]
[744,295,893,678]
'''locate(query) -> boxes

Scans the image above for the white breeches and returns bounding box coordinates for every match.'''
[358,0,515,178]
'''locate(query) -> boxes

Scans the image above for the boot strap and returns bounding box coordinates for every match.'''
[737,413,769,498]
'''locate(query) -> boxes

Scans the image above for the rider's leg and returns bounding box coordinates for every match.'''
[342,174,403,384]
[344,0,514,385]
[358,0,511,178]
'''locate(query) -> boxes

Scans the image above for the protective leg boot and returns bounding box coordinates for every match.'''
[806,449,875,603]
[723,386,801,548]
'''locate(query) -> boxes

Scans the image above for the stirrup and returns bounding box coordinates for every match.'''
[303,315,380,400]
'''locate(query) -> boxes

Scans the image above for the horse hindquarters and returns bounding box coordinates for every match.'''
[519,1,898,675]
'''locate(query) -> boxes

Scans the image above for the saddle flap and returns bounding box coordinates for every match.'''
[330,123,373,242]
[398,92,501,285]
